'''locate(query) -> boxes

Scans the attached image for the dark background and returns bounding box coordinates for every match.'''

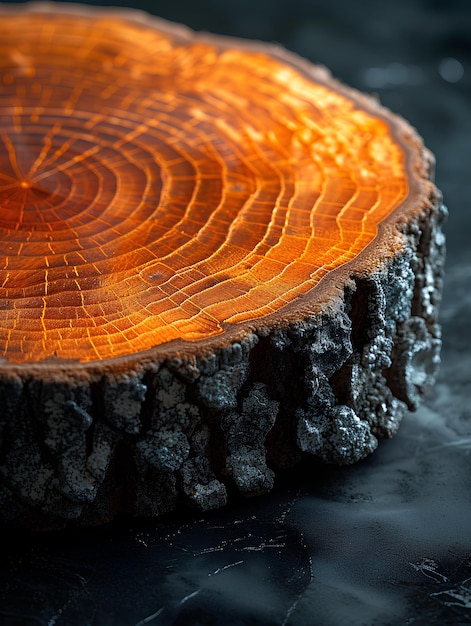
[1,0,471,624]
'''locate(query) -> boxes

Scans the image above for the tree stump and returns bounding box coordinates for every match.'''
[0,3,446,528]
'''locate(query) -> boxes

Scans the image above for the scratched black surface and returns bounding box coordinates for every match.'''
[1,0,471,624]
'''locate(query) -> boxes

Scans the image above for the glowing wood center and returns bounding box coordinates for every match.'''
[0,11,408,364]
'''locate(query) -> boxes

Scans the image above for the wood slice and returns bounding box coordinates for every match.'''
[0,3,446,528]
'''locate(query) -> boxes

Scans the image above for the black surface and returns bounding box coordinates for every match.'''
[1,0,471,624]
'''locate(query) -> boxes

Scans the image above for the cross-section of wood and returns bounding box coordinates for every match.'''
[0,3,446,528]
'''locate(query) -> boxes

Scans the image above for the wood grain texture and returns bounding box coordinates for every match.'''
[0,5,410,365]
[0,3,446,528]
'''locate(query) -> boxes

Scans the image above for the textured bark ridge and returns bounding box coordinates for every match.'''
[0,4,446,528]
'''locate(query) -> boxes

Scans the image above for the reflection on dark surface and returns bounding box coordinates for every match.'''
[1,0,471,623]
[1,479,313,625]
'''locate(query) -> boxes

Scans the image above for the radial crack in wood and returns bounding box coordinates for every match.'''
[0,3,446,528]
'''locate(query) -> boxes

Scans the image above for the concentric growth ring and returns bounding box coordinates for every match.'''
[0,7,409,364]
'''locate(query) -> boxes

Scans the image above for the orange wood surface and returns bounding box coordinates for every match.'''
[0,11,408,363]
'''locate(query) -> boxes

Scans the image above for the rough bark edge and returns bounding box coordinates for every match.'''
[0,196,446,529]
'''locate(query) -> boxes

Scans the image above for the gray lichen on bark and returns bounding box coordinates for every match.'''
[0,200,446,528]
